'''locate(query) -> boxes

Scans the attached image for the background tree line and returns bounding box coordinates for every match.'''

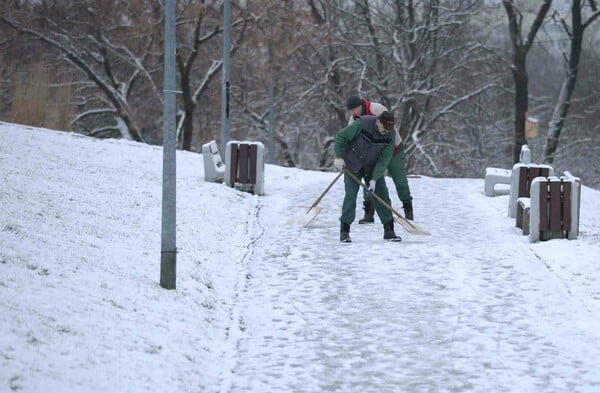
[1,0,599,188]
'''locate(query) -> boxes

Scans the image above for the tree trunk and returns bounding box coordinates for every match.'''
[503,0,552,164]
[512,48,528,164]
[543,0,587,164]
[180,69,195,151]
[543,63,579,165]
[116,106,144,143]
[181,109,194,151]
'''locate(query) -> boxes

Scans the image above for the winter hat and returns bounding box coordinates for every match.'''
[346,96,363,110]
[378,111,395,131]
[378,111,395,125]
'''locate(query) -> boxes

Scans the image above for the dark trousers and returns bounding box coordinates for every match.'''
[340,170,393,225]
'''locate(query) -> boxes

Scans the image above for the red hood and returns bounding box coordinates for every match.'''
[363,99,374,116]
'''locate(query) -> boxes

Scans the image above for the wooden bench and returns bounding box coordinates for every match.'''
[225,141,265,195]
[508,163,554,218]
[527,174,581,242]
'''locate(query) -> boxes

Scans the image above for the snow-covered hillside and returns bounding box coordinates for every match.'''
[1,121,599,392]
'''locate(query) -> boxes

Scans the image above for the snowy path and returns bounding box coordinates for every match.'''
[2,123,599,392]
[224,173,600,392]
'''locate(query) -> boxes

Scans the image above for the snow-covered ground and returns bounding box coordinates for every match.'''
[1,121,599,392]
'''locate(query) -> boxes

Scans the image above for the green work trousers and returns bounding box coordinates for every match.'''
[340,170,393,225]
[364,149,412,205]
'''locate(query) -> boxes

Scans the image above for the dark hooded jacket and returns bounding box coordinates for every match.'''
[334,115,395,181]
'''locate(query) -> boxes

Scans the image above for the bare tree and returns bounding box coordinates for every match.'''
[543,0,600,164]
[233,1,303,167]
[332,0,499,174]
[266,0,502,173]
[176,2,249,151]
[2,1,164,142]
[502,0,553,163]
[2,0,598,187]
[229,1,340,168]
[302,0,357,168]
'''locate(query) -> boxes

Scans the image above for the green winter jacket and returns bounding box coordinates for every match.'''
[334,118,395,182]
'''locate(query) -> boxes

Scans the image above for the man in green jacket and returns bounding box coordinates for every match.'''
[333,111,402,243]
[346,96,414,222]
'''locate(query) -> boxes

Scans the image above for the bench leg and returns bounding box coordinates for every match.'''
[522,207,530,236]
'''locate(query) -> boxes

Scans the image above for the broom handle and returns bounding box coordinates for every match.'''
[343,168,410,225]
[306,170,344,213]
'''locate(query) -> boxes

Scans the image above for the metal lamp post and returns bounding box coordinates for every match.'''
[160,0,177,290]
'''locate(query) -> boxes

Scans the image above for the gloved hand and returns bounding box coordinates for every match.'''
[334,158,345,171]
[366,180,376,193]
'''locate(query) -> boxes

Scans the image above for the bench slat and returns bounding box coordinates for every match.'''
[550,181,562,233]
[563,181,572,233]
[518,168,528,198]
[229,143,239,184]
[248,144,257,184]
[238,144,249,183]
[539,179,549,232]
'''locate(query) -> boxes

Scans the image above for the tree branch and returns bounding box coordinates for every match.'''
[582,11,600,29]
[526,0,552,50]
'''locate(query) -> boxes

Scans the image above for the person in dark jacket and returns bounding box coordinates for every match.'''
[333,111,402,243]
[346,95,414,223]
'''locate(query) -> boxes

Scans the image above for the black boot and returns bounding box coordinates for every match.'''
[403,200,414,221]
[358,200,375,224]
[383,221,402,242]
[340,222,351,243]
